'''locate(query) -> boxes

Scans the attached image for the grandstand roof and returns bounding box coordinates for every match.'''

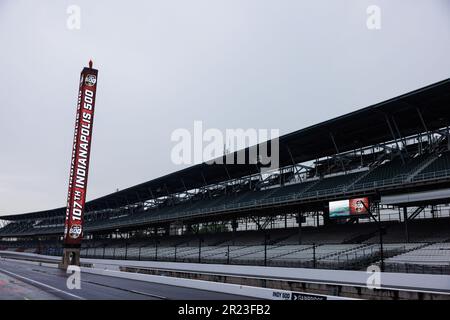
[2,78,450,221]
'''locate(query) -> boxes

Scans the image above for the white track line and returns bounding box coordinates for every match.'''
[0,266,85,300]
[82,280,168,299]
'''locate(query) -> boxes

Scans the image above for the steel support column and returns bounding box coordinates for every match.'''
[403,207,409,243]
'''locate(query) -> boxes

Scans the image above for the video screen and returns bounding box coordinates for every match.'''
[329,197,369,218]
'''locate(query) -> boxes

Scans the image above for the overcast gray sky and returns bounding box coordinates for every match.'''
[0,0,449,216]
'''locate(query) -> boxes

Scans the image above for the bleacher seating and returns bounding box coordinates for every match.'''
[355,153,431,187]
[2,148,449,239]
[386,242,450,266]
[307,172,362,194]
[75,242,448,271]
[3,217,450,274]
[365,218,450,243]
[419,151,450,175]
[1,139,450,275]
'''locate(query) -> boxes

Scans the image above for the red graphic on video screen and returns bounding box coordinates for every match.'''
[349,197,369,215]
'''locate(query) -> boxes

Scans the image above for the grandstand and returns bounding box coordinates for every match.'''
[1,79,450,275]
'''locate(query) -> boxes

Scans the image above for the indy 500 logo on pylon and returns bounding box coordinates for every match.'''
[85,74,96,86]
[69,225,82,239]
